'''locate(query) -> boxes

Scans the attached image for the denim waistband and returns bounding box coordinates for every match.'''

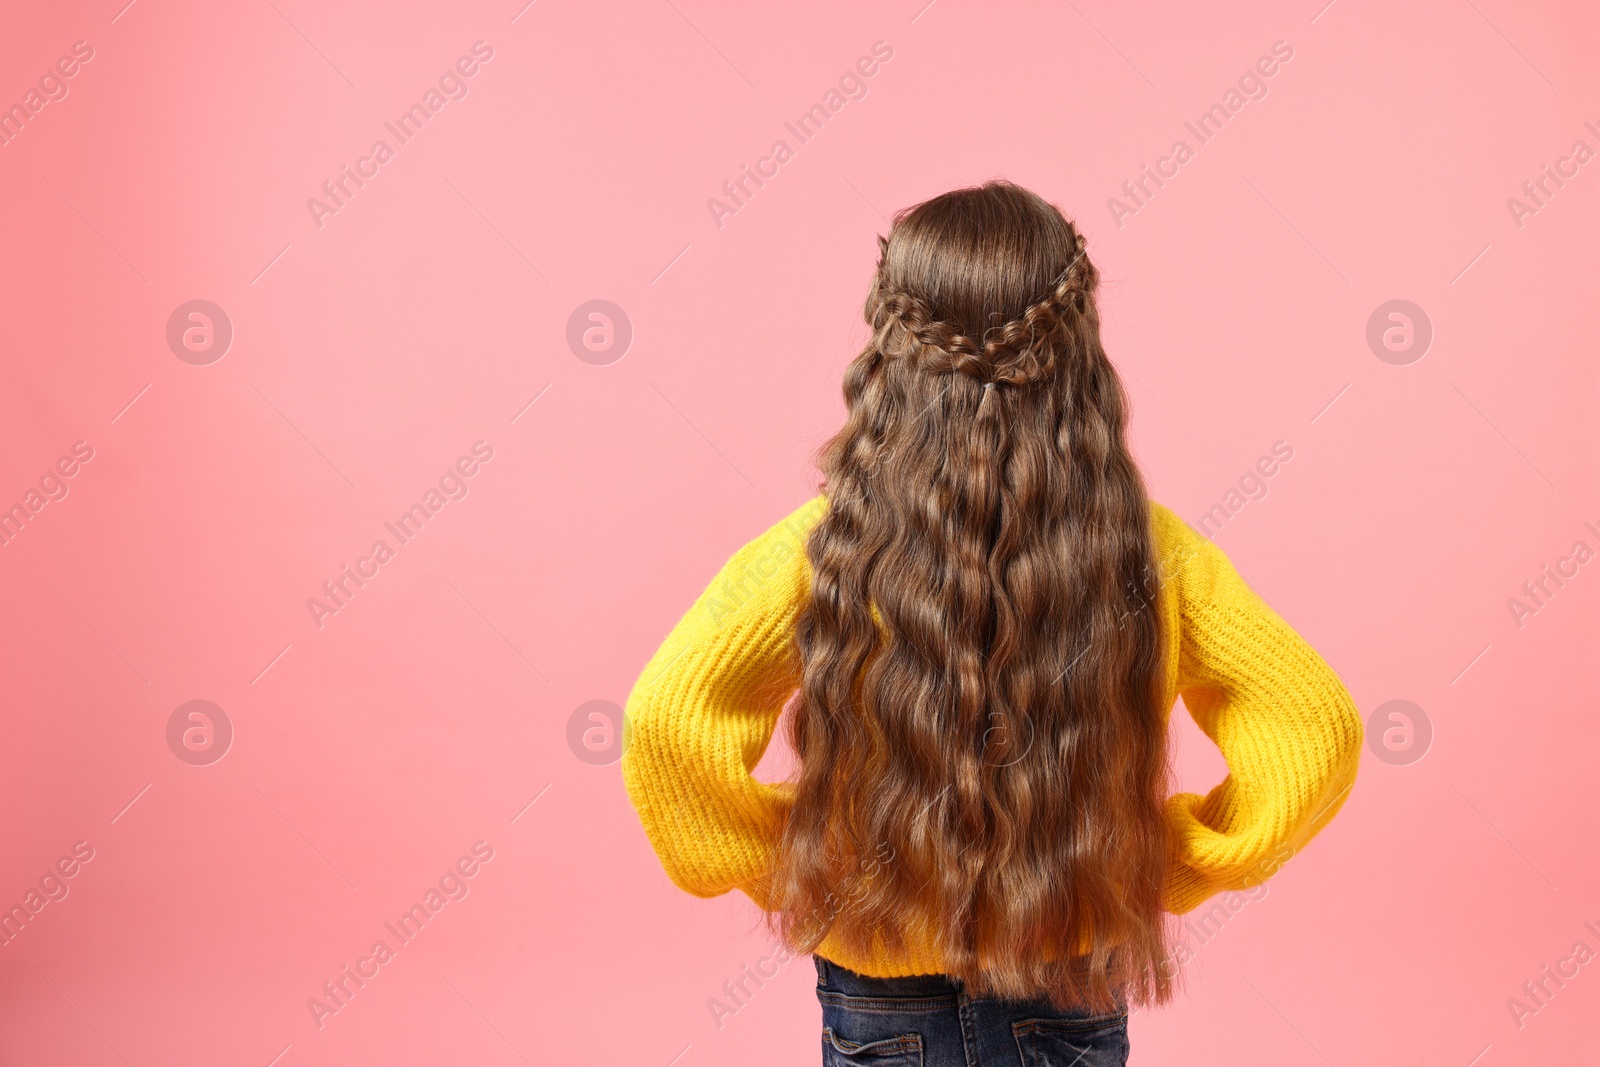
[814,954,962,998]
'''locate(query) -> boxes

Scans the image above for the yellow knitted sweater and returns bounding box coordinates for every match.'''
[621,494,1363,977]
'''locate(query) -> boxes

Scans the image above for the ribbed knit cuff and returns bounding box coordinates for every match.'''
[741,870,779,912]
[1162,864,1222,915]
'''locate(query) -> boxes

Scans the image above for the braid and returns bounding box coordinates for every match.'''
[870,233,1093,388]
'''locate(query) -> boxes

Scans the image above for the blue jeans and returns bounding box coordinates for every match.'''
[814,955,1129,1067]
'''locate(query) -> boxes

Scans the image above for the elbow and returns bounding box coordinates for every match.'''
[1285,672,1364,839]
[1305,655,1364,773]
[620,677,662,773]
[619,701,662,815]
[1334,685,1365,774]
[1303,685,1363,833]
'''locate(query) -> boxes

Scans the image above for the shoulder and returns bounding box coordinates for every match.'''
[1146,499,1210,581]
[1146,498,1268,619]
[770,493,829,540]
[685,494,827,630]
[736,494,827,570]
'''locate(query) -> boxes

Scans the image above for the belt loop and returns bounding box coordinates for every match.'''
[813,955,827,986]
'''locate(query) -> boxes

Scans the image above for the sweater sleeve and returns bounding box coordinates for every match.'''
[620,495,826,907]
[1149,504,1364,914]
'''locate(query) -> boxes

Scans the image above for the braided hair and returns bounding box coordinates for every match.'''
[770,180,1174,1014]
[868,230,1093,395]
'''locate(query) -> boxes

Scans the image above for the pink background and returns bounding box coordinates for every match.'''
[0,0,1596,1063]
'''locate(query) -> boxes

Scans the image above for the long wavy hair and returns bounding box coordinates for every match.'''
[764,180,1176,1013]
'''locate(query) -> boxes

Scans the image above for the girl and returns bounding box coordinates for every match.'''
[622,180,1362,1066]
